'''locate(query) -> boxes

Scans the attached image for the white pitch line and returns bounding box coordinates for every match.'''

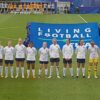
[0,26,21,30]
[0,37,18,41]
[78,15,87,23]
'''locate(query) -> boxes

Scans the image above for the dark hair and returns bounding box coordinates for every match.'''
[66,38,70,43]
[28,42,33,45]
[78,38,83,45]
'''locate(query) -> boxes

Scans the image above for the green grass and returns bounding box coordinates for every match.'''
[0,14,100,100]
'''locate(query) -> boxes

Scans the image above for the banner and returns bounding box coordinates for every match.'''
[73,0,100,7]
[79,7,100,14]
[27,22,100,48]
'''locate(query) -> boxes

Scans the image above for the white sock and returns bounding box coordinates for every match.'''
[39,69,42,76]
[77,68,80,76]
[0,66,3,76]
[16,67,19,76]
[27,69,30,77]
[63,67,66,77]
[49,66,53,76]
[45,69,48,76]
[70,68,73,76]
[5,67,8,77]
[21,67,24,77]
[32,69,35,76]
[82,68,85,76]
[56,66,59,76]
[10,67,14,77]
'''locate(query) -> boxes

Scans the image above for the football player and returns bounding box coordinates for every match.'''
[75,39,87,78]
[15,38,26,78]
[4,41,15,78]
[48,38,61,78]
[88,41,99,79]
[38,42,49,78]
[62,39,74,77]
[26,42,37,79]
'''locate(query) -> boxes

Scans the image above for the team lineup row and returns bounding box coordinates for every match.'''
[0,38,100,79]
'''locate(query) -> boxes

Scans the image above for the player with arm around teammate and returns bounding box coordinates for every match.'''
[88,41,100,79]
[4,41,15,78]
[15,38,26,79]
[62,39,74,78]
[38,42,49,78]
[26,42,37,79]
[75,39,87,78]
[48,38,61,79]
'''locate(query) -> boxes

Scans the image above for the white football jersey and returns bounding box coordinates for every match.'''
[49,44,61,58]
[88,45,99,59]
[76,45,86,59]
[39,47,49,61]
[0,45,4,59]
[4,46,15,60]
[62,44,74,59]
[15,44,26,58]
[26,47,37,61]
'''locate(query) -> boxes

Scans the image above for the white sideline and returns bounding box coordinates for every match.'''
[78,15,87,23]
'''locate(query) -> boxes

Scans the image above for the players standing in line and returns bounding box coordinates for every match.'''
[4,41,15,78]
[48,38,61,78]
[75,39,87,78]
[88,41,100,79]
[0,41,4,78]
[26,42,37,79]
[38,42,49,78]
[15,38,26,78]
[62,39,74,78]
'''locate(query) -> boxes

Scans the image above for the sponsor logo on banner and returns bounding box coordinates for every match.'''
[27,22,100,48]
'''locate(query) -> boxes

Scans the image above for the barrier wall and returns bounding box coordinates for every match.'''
[79,7,100,14]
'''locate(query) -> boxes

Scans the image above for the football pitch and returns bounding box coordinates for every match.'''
[0,14,100,100]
